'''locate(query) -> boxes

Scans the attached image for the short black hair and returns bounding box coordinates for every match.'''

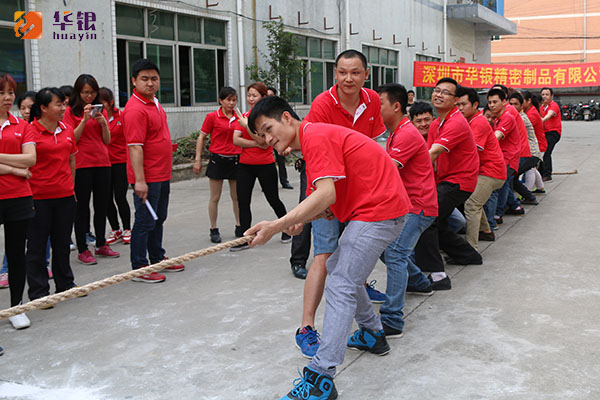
[456,86,479,107]
[219,86,237,101]
[435,77,458,91]
[335,49,368,70]
[487,88,506,101]
[247,96,300,134]
[407,90,415,95]
[267,86,277,96]
[377,83,408,114]
[508,91,524,105]
[409,101,434,120]
[131,58,160,79]
[540,87,553,95]
[59,85,73,98]
[491,84,509,96]
[17,91,37,108]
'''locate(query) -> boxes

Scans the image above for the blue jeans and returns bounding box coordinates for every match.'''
[312,217,344,256]
[484,191,498,228]
[379,212,434,331]
[130,181,170,269]
[447,208,466,233]
[495,165,520,217]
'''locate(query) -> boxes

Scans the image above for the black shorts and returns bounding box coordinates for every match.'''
[0,196,35,225]
[206,153,240,180]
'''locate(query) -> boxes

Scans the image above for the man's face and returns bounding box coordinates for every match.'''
[334,56,369,98]
[408,92,414,103]
[484,109,495,126]
[541,89,552,104]
[456,95,478,119]
[131,69,160,98]
[509,98,523,112]
[379,92,398,127]
[411,112,433,137]
[431,82,457,112]
[254,112,297,153]
[487,94,505,116]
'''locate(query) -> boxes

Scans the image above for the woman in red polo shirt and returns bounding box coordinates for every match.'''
[99,87,131,245]
[63,74,119,265]
[194,87,242,243]
[0,73,36,330]
[231,82,289,251]
[522,90,546,193]
[25,87,79,302]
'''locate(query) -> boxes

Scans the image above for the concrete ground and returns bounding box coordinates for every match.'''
[0,121,599,400]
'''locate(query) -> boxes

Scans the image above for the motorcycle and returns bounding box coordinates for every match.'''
[573,102,584,120]
[582,102,592,121]
[589,99,599,120]
[561,104,571,120]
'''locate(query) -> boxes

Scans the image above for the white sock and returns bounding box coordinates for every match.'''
[431,272,447,282]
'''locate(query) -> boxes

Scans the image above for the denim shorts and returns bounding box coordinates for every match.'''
[312,217,344,256]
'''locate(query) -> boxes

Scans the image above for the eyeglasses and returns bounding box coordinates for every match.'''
[433,87,455,97]
[81,91,96,97]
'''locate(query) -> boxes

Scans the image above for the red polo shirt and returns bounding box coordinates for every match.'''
[300,121,410,223]
[386,117,438,217]
[201,107,242,156]
[0,113,34,200]
[506,104,531,158]
[541,100,562,135]
[467,111,506,181]
[123,90,172,184]
[233,110,274,165]
[494,108,521,172]
[63,106,110,169]
[305,85,386,138]
[107,108,127,164]
[526,106,547,152]
[427,107,479,192]
[29,119,77,200]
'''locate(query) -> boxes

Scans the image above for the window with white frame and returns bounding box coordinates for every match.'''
[115,4,227,107]
[287,35,337,104]
[362,45,398,90]
[0,0,28,97]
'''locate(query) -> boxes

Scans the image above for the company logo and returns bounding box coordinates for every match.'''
[14,11,43,40]
[52,11,97,41]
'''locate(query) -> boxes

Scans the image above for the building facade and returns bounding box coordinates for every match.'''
[3,0,513,138]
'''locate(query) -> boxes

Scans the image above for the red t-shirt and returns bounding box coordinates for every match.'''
[305,85,386,138]
[506,104,531,158]
[63,106,110,169]
[467,111,506,181]
[123,90,173,184]
[526,106,547,152]
[493,108,521,172]
[233,110,274,165]
[386,117,438,217]
[0,113,34,200]
[201,107,242,156]
[540,100,562,135]
[300,121,410,223]
[427,107,479,192]
[107,108,127,164]
[29,119,78,200]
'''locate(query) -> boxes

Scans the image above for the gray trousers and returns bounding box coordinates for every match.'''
[308,217,406,377]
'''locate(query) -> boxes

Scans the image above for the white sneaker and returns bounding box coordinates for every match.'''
[9,313,30,330]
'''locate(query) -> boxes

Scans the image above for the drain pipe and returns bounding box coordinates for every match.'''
[237,0,247,113]
[443,0,448,62]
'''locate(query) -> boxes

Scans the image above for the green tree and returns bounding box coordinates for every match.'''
[247,20,304,101]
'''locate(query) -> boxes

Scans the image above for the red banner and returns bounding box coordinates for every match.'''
[413,61,600,88]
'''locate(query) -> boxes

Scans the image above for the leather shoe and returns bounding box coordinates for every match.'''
[282,182,294,190]
[291,264,308,279]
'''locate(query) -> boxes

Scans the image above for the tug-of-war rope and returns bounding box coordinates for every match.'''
[0,235,256,320]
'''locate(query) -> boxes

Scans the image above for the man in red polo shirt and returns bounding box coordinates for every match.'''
[414,78,482,291]
[456,87,506,249]
[540,87,561,181]
[292,49,387,359]
[246,95,410,400]
[123,59,184,283]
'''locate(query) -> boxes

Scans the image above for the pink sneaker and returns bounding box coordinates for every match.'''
[0,273,8,288]
[77,250,97,265]
[95,244,120,258]
[106,229,123,245]
[162,257,185,272]
[132,271,166,283]
[122,229,131,244]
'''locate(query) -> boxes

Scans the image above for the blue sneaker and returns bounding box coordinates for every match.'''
[365,280,386,304]
[347,327,390,355]
[85,232,96,246]
[280,367,337,400]
[295,326,320,359]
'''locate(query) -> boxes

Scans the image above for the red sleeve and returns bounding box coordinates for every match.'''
[231,119,243,133]
[123,108,148,145]
[22,122,37,145]
[495,114,516,138]
[471,119,491,149]
[368,95,387,138]
[69,129,78,155]
[434,119,467,152]
[201,112,215,135]
[388,129,420,167]
[305,99,330,124]
[62,108,77,130]
[550,102,560,115]
[303,130,346,184]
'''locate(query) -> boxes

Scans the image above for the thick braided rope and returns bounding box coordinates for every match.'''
[0,235,255,320]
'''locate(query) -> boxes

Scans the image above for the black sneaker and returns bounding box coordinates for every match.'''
[347,327,390,355]
[281,232,292,243]
[505,206,525,215]
[382,323,404,339]
[234,225,244,238]
[428,275,452,291]
[210,228,221,243]
[291,264,308,279]
[479,231,495,241]
[533,188,546,194]
[229,243,249,252]
[520,197,538,205]
[445,256,483,265]
[494,216,503,225]
[281,182,294,190]
[281,367,337,400]
[542,176,552,182]
[405,284,434,296]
